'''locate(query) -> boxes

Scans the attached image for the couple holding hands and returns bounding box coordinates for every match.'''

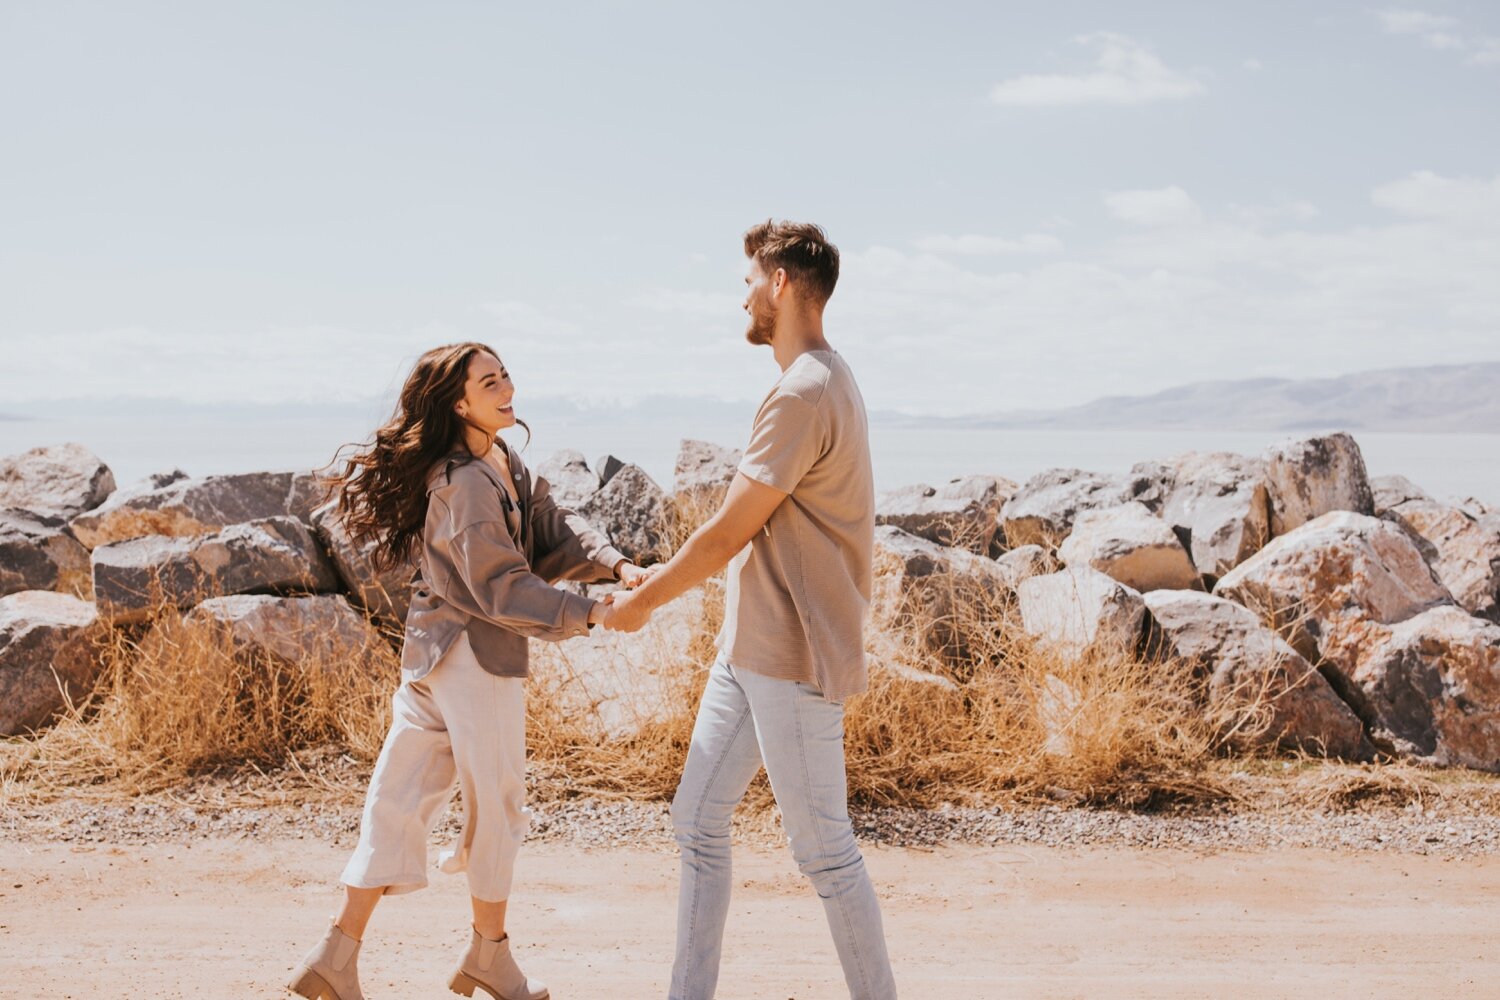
[288,220,897,1000]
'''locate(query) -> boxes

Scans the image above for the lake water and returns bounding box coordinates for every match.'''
[2,409,1496,507]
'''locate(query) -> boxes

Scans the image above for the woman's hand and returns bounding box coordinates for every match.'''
[617,562,661,589]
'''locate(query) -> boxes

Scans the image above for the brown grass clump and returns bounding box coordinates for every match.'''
[1,601,397,802]
[850,555,1228,809]
[5,482,1237,814]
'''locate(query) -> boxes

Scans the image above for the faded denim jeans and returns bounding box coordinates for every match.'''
[668,658,897,1000]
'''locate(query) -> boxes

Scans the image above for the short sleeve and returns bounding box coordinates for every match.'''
[737,392,825,493]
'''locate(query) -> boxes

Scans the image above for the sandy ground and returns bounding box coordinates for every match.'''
[1,839,1495,1000]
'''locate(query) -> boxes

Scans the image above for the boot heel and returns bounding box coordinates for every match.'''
[448,970,481,997]
[288,965,335,999]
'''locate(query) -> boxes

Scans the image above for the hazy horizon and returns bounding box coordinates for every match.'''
[3,2,1498,418]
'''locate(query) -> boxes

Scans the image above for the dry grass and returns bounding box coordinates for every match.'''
[1,600,398,804]
[851,555,1229,810]
[1,488,1297,814]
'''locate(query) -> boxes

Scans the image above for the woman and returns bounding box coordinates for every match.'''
[288,342,648,1000]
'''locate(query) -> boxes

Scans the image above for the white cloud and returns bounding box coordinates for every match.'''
[1228,199,1320,225]
[819,170,1500,414]
[482,299,580,339]
[9,174,1498,418]
[989,33,1205,107]
[0,325,421,406]
[1104,186,1204,227]
[1242,57,1264,71]
[1375,8,1500,65]
[626,289,743,317]
[1371,170,1500,225]
[913,233,1065,256]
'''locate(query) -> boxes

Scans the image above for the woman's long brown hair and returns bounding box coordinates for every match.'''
[323,341,526,572]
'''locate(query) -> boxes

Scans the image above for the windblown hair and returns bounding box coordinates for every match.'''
[323,342,525,572]
[743,219,840,304]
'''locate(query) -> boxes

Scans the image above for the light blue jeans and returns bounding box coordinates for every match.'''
[668,658,897,1000]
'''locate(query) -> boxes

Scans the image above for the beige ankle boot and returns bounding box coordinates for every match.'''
[287,920,366,1000]
[448,928,548,1000]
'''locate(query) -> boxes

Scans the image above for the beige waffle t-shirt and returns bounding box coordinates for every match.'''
[716,349,874,702]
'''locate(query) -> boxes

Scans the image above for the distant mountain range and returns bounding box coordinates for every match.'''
[908,362,1500,434]
[5,363,1497,434]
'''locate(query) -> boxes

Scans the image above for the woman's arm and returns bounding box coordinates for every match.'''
[425,472,601,641]
[527,471,631,584]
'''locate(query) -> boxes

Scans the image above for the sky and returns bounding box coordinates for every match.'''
[2,0,1498,417]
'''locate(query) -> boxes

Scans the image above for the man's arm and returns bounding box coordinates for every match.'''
[603,472,787,631]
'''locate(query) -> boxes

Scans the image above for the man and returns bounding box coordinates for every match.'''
[604,220,897,1000]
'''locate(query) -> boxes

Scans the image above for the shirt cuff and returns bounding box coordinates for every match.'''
[561,591,597,636]
[596,545,629,577]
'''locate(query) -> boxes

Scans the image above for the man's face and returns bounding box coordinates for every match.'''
[743,257,777,347]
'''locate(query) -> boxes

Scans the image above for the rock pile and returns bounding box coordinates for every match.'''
[3,431,1498,776]
[874,431,1500,771]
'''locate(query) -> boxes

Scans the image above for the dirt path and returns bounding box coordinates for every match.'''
[1,838,1494,999]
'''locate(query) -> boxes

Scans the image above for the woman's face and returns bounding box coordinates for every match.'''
[455,351,517,436]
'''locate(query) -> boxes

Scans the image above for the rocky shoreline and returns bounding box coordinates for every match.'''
[3,430,1500,777]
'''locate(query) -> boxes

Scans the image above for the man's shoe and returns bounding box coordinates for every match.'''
[288,920,366,1000]
[448,928,549,1000]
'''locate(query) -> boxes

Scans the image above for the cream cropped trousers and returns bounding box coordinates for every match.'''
[340,630,530,903]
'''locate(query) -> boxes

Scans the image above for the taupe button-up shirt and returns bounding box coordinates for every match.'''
[400,440,625,681]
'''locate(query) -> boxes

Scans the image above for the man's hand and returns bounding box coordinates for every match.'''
[602,589,651,633]
[617,562,661,589]
[587,591,615,627]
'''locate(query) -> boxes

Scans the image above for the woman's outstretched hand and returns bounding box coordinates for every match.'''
[617,562,661,589]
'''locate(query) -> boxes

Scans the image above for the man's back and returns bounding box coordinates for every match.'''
[718,348,874,701]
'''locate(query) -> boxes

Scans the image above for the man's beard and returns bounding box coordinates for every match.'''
[744,296,776,346]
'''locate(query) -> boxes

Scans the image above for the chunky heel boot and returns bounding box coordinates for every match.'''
[287,921,366,1000]
[447,928,548,1000]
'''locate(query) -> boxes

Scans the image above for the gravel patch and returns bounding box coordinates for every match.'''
[5,794,1498,858]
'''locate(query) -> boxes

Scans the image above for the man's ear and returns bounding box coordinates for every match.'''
[771,267,789,300]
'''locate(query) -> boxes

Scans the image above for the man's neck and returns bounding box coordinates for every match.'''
[771,314,832,371]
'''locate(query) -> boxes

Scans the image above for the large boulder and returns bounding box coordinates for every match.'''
[673,440,743,504]
[1210,511,1500,768]
[1328,605,1500,771]
[91,516,339,624]
[1058,502,1198,593]
[1264,433,1374,538]
[578,463,670,565]
[181,594,388,674]
[873,524,1003,582]
[1143,590,1367,758]
[992,544,1059,592]
[1000,469,1124,549]
[1456,497,1493,520]
[0,509,91,598]
[594,454,627,488]
[1213,512,1451,663]
[309,503,412,623]
[872,526,1017,668]
[70,470,323,550]
[877,475,1014,554]
[0,443,115,520]
[1370,475,1431,516]
[531,586,711,738]
[1160,452,1272,582]
[536,450,600,511]
[0,591,101,735]
[1017,567,1147,655]
[1382,498,1500,622]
